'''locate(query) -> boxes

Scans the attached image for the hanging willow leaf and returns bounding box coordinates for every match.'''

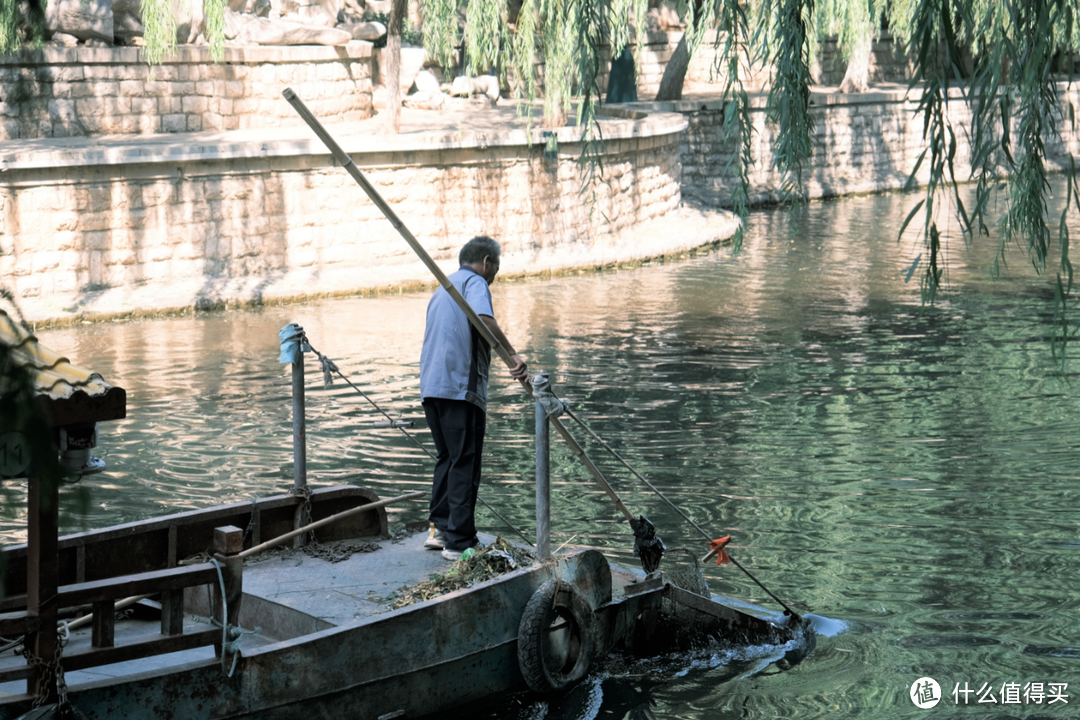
[205,0,227,62]
[141,0,179,66]
[422,0,460,71]
[758,0,816,203]
[464,0,503,76]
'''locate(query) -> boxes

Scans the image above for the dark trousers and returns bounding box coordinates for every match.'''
[424,398,486,551]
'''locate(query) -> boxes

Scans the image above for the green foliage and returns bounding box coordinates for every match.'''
[714,0,754,250]
[421,0,649,127]
[371,11,424,49]
[141,0,178,65]
[892,0,1079,362]
[205,0,228,61]
[759,0,816,200]
[139,0,227,64]
[419,0,459,67]
[464,0,503,74]
[0,0,46,55]
[0,0,18,55]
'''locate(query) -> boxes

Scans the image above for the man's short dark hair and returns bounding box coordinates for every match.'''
[459,236,501,266]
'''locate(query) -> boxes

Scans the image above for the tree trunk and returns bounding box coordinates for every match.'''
[383,0,407,134]
[654,33,690,101]
[653,0,703,102]
[838,32,872,93]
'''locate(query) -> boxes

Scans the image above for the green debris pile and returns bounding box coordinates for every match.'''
[391,538,535,609]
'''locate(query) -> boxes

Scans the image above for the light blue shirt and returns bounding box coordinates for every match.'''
[419,267,494,411]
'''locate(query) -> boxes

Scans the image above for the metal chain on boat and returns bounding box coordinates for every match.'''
[209,558,260,678]
[21,621,75,711]
[302,339,536,548]
[241,497,258,544]
[54,624,71,712]
[289,485,316,546]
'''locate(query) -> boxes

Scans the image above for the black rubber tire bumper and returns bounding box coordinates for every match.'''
[517,578,597,693]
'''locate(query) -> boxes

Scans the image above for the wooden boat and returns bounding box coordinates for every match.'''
[1,311,811,719]
[0,485,811,720]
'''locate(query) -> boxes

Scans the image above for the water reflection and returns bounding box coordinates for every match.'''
[23,186,1080,719]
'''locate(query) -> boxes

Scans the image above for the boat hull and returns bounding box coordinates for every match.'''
[0,487,805,719]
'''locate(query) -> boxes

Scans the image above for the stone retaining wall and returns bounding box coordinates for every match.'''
[0,45,374,141]
[665,83,1080,207]
[1,111,715,321]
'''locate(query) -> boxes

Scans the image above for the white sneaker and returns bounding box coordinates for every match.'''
[424,523,446,550]
[441,546,478,561]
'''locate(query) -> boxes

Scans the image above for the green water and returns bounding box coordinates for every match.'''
[26,188,1080,719]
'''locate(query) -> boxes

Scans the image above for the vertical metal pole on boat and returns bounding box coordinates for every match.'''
[26,473,58,703]
[535,373,551,562]
[293,339,308,491]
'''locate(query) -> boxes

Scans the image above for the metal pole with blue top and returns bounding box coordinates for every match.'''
[279,323,307,491]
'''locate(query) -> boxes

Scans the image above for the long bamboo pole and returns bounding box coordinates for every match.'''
[282,88,634,522]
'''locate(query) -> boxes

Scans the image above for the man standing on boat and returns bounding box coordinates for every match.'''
[420,236,528,560]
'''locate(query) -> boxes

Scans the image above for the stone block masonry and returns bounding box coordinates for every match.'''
[0,45,374,141]
[662,82,1080,207]
[1,109,736,324]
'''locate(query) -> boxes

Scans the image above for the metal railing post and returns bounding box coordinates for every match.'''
[535,373,551,562]
[292,346,307,491]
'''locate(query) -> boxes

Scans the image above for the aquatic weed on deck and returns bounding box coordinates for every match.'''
[391,539,536,608]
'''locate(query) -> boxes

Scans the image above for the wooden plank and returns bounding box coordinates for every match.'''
[0,628,217,684]
[663,584,784,637]
[0,610,37,637]
[60,629,220,672]
[91,600,114,648]
[0,665,34,684]
[57,565,218,607]
[161,589,185,636]
[35,386,126,428]
[0,593,28,613]
[3,486,381,560]
[167,524,178,568]
[27,474,59,703]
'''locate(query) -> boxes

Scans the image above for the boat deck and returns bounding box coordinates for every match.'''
[0,528,501,697]
[241,528,500,626]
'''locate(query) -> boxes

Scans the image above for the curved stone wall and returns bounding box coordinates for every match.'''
[1,108,736,323]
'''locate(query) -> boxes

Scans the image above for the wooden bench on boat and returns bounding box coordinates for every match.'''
[0,486,387,702]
